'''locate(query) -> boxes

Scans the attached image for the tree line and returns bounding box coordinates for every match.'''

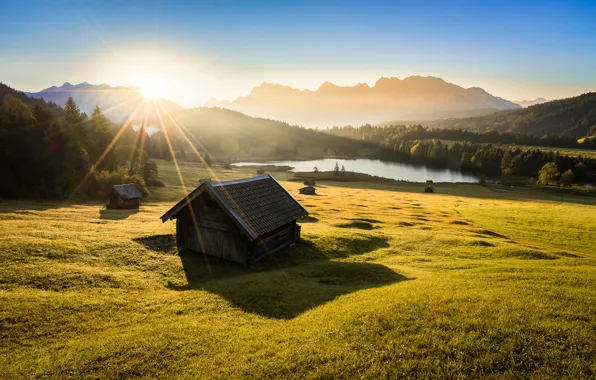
[0,95,165,199]
[376,140,596,185]
[328,124,596,150]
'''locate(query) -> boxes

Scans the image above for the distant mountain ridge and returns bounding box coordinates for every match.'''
[207,76,521,127]
[26,82,183,124]
[514,98,548,108]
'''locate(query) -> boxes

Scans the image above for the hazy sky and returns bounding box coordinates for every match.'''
[1,0,595,107]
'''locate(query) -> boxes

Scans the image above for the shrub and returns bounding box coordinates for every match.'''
[538,162,560,185]
[559,169,575,187]
[93,167,149,199]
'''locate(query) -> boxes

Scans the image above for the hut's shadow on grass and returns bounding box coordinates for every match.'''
[133,234,177,252]
[201,261,408,319]
[99,209,139,220]
[161,233,405,319]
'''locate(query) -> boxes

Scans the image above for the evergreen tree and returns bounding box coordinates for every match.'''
[64,96,82,125]
[86,105,114,167]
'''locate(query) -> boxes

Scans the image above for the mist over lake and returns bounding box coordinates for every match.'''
[233,158,483,183]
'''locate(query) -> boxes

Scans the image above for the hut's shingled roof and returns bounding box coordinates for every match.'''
[112,184,142,200]
[160,175,308,240]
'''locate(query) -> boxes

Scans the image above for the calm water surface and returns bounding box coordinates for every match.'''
[234,158,482,183]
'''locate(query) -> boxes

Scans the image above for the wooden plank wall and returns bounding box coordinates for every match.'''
[250,222,296,263]
[176,194,248,264]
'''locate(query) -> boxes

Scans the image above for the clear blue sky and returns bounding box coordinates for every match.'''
[1,0,595,106]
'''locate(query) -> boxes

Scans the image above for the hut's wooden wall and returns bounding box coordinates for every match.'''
[249,221,296,263]
[175,193,248,264]
[107,193,139,209]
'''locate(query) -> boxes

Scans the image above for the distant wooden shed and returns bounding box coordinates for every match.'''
[303,179,316,186]
[160,175,308,265]
[424,185,435,193]
[299,186,316,195]
[256,169,265,174]
[107,184,142,209]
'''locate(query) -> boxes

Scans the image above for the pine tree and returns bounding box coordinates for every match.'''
[87,105,114,166]
[64,96,82,125]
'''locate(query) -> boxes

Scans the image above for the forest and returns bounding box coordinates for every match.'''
[327,124,596,185]
[0,85,380,200]
[406,92,596,138]
[0,94,164,199]
[328,124,596,149]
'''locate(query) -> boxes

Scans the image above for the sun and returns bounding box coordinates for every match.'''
[138,77,166,99]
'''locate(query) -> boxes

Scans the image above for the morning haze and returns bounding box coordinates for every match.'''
[1,0,596,378]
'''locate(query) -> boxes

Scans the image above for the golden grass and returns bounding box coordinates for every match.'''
[1,161,595,378]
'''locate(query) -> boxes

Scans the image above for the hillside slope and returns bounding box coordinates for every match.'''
[413,93,596,138]
[1,163,595,378]
[166,107,378,158]
[0,83,47,108]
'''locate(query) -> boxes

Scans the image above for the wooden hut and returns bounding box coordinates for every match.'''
[106,184,142,209]
[424,185,435,193]
[299,186,316,195]
[160,175,309,265]
[303,179,316,186]
[256,169,265,175]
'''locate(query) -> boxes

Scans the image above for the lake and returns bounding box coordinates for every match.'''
[233,158,483,183]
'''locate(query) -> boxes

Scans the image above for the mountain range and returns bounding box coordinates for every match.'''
[514,98,548,108]
[207,76,521,127]
[5,78,594,139]
[25,82,183,124]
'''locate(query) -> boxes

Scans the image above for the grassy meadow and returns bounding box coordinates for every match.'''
[1,160,596,378]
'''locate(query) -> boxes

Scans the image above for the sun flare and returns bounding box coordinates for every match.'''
[138,78,166,99]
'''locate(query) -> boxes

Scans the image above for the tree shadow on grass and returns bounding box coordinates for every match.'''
[165,233,403,319]
[99,209,139,220]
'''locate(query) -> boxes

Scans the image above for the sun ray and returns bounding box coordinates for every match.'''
[68,98,147,200]
[154,102,267,247]
[154,101,209,262]
[155,101,220,182]
[90,96,138,120]
[154,100,274,266]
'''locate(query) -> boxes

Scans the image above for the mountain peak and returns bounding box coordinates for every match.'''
[222,76,520,127]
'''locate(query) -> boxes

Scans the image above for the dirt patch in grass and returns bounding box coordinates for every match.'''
[496,247,560,260]
[468,240,495,247]
[449,220,470,225]
[350,218,382,223]
[335,221,375,230]
[474,229,508,239]
[555,251,582,258]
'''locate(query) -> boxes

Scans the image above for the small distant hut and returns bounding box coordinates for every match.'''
[303,179,316,186]
[107,184,142,209]
[160,175,309,265]
[256,169,265,175]
[424,185,435,193]
[426,180,433,184]
[300,186,316,195]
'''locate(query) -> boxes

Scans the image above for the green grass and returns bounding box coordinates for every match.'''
[1,161,596,378]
